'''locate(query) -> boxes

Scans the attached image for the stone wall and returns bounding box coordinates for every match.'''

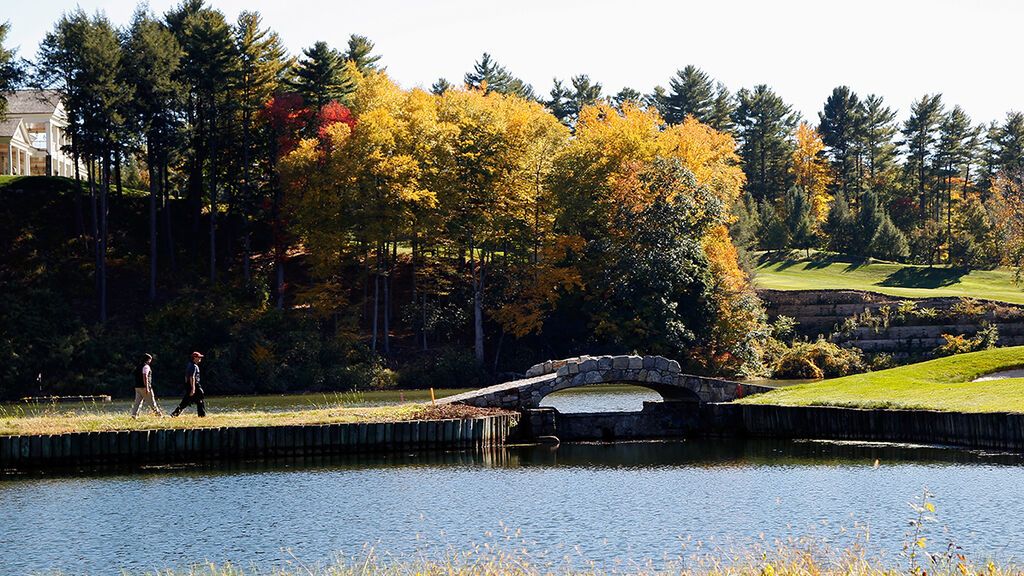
[760,289,1024,357]
[0,415,519,470]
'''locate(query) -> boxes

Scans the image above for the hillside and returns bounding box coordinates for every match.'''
[738,346,1024,412]
[752,253,1024,305]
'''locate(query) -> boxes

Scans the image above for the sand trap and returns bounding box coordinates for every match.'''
[973,369,1024,382]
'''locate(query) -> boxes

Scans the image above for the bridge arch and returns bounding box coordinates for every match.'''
[441,354,769,410]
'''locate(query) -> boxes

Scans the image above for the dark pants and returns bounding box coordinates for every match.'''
[172,386,205,417]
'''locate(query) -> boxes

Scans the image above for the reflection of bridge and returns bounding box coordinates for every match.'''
[441,354,773,410]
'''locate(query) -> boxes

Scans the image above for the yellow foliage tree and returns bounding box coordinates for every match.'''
[790,121,834,222]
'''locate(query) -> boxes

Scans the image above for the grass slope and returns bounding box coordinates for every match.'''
[753,253,1024,304]
[738,346,1024,412]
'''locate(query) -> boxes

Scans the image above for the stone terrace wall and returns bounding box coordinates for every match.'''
[760,289,1024,358]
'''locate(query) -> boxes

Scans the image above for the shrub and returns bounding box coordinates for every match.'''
[932,323,999,358]
[772,339,865,379]
[397,348,489,390]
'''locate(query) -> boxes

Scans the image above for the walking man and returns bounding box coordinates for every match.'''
[171,351,206,417]
[130,353,163,418]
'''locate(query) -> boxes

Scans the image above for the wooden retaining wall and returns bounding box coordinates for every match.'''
[0,414,518,470]
[714,404,1024,451]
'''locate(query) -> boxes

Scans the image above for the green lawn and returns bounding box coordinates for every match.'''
[753,253,1024,304]
[738,346,1024,412]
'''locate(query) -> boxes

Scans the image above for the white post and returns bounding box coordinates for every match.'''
[6,146,10,175]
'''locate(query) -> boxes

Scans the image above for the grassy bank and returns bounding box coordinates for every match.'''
[47,543,1023,576]
[753,252,1024,304]
[0,402,506,437]
[739,346,1024,412]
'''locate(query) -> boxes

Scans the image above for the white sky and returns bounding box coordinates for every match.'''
[4,0,1022,125]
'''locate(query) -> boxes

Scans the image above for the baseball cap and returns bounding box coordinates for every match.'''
[192,351,204,358]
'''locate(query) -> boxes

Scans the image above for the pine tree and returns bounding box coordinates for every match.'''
[663,65,714,125]
[343,34,381,74]
[123,7,183,300]
[0,21,24,118]
[733,84,798,201]
[784,187,816,255]
[463,52,534,99]
[869,215,909,261]
[645,85,669,120]
[995,111,1024,187]
[547,74,601,127]
[936,105,974,242]
[856,189,885,256]
[707,82,735,134]
[430,78,451,95]
[823,195,856,254]
[901,93,944,217]
[729,192,760,249]
[757,200,789,252]
[860,94,898,192]
[818,86,863,198]
[612,87,642,111]
[234,10,287,284]
[290,41,352,109]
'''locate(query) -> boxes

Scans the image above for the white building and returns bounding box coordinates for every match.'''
[1,90,79,177]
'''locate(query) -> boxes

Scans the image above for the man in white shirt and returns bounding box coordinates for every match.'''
[131,353,163,418]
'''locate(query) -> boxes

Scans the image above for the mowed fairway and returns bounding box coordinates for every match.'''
[753,253,1024,304]
[738,346,1024,412]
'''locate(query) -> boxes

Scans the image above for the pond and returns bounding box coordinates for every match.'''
[3,385,1022,574]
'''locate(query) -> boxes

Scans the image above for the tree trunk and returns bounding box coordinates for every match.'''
[72,140,86,251]
[148,142,158,301]
[162,162,176,274]
[470,235,484,365]
[383,243,391,357]
[371,245,380,355]
[114,153,123,200]
[209,113,218,285]
[99,154,110,323]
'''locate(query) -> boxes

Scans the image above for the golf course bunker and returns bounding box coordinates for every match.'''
[973,369,1024,382]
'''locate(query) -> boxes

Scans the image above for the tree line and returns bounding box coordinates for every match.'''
[0,1,1022,394]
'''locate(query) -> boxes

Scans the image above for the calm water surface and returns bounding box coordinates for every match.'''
[2,387,1023,574]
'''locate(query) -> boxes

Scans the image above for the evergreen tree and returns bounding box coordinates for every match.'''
[547,74,601,127]
[290,41,352,109]
[0,21,24,118]
[707,82,735,134]
[995,111,1024,187]
[612,87,642,111]
[856,189,885,256]
[123,7,183,300]
[464,52,534,99]
[729,192,760,249]
[430,78,451,95]
[823,195,856,254]
[233,10,287,284]
[936,105,974,240]
[170,4,240,283]
[869,215,909,261]
[860,94,898,192]
[733,84,798,201]
[663,65,714,125]
[645,85,669,120]
[818,86,863,198]
[757,200,789,252]
[784,187,816,255]
[901,93,944,217]
[343,34,381,74]
[79,14,133,322]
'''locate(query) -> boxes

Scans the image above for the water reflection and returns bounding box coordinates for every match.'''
[2,438,1024,574]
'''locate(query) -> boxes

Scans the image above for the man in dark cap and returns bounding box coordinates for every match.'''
[171,351,206,417]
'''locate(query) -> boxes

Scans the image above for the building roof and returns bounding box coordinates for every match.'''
[0,117,22,138]
[5,90,62,115]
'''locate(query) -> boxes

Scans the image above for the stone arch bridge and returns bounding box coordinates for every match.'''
[441,354,773,410]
